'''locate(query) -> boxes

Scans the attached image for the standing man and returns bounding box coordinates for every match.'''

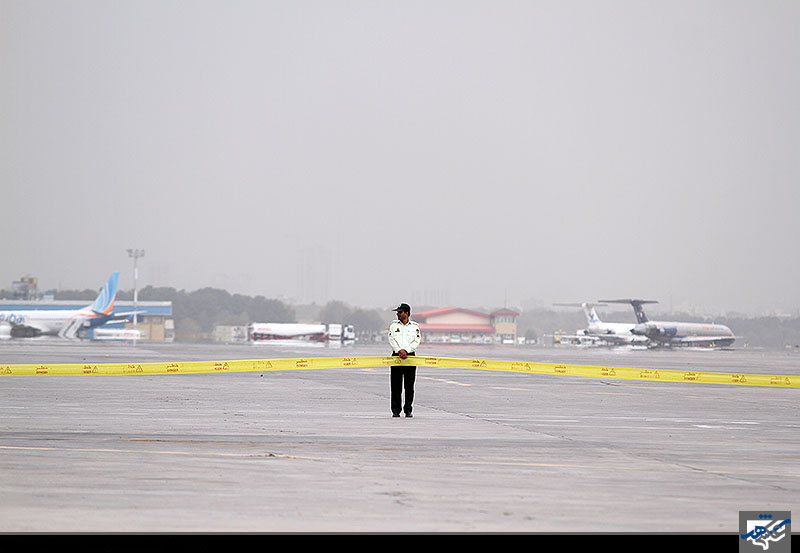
[388,302,421,418]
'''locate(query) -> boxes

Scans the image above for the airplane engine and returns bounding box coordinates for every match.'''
[10,326,41,338]
[632,323,661,338]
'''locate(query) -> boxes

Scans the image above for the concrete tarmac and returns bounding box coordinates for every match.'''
[1,341,798,533]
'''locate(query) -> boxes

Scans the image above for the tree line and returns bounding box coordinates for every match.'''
[31,285,390,342]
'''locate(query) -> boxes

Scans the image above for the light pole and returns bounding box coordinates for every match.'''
[127,249,145,332]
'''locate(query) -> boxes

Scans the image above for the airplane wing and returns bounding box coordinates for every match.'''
[549,333,608,346]
[102,311,141,322]
[594,334,650,345]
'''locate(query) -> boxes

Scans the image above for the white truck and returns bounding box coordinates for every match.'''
[326,323,356,342]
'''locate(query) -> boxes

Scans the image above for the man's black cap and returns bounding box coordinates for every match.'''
[392,303,411,313]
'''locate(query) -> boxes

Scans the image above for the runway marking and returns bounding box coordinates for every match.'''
[0,444,319,460]
[419,376,471,386]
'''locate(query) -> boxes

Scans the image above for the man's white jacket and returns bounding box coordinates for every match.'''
[388,319,421,354]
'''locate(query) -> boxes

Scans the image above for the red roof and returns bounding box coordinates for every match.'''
[414,307,490,321]
[419,324,496,334]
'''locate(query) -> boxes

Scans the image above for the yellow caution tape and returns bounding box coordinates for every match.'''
[0,356,796,388]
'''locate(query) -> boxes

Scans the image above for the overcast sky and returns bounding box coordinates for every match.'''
[2,1,798,314]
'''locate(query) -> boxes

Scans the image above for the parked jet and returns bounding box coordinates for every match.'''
[0,272,127,339]
[554,302,650,346]
[600,299,736,348]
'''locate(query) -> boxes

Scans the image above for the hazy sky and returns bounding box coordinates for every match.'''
[2,1,798,314]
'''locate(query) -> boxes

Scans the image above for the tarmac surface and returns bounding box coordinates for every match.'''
[1,340,798,533]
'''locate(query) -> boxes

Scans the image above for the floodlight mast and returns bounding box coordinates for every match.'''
[126,249,145,330]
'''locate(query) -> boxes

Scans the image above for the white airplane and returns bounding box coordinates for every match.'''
[554,302,650,346]
[600,299,736,348]
[0,272,127,339]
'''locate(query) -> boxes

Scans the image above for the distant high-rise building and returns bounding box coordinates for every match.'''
[11,276,38,300]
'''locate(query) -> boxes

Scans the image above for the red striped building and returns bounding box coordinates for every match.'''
[413,307,520,344]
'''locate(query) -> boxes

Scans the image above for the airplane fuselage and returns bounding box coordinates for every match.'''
[0,308,113,337]
[0,310,78,335]
[632,321,735,346]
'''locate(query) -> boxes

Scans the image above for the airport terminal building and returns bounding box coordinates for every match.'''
[414,307,520,344]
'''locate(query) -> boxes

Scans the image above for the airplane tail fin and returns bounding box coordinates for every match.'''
[599,299,658,324]
[59,272,120,339]
[554,302,607,325]
[88,272,119,315]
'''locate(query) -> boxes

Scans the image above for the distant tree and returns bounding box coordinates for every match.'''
[175,317,202,342]
[319,300,353,324]
[317,301,385,336]
[517,308,585,339]
[48,288,100,301]
[348,308,385,334]
[138,286,182,302]
[134,285,295,337]
[248,295,295,324]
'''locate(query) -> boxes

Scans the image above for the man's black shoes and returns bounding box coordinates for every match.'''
[405,412,413,418]
[392,413,400,417]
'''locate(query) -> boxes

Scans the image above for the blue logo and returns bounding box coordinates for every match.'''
[739,511,791,552]
[0,312,27,325]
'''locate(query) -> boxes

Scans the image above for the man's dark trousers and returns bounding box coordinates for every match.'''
[391,352,416,416]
